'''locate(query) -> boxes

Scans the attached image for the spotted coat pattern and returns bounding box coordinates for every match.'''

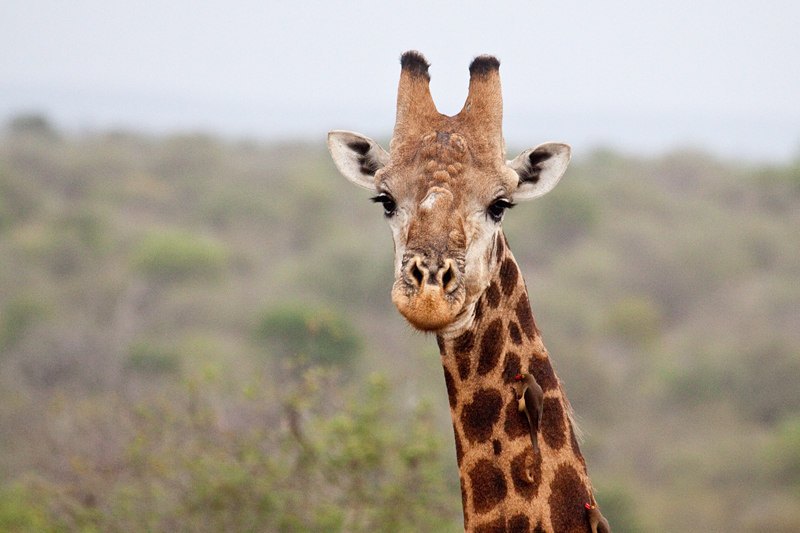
[437,232,593,532]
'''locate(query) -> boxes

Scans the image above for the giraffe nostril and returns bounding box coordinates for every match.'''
[407,257,458,292]
[442,266,453,290]
[410,262,425,287]
[441,261,458,292]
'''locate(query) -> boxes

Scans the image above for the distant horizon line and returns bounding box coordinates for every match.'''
[2,85,798,163]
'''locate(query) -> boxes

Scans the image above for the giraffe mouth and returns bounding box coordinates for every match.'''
[391,280,465,331]
[391,255,465,331]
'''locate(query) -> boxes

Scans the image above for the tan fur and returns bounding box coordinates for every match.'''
[392,279,460,331]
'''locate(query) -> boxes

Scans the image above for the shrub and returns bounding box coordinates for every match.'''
[0,167,40,229]
[0,297,47,352]
[0,481,59,533]
[537,183,600,245]
[763,417,800,488]
[124,342,181,375]
[604,295,662,346]
[130,229,227,283]
[253,304,362,370]
[0,373,461,532]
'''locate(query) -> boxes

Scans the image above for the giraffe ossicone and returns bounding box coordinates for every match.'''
[329,50,608,533]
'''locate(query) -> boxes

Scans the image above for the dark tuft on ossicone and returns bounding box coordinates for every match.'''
[469,55,500,77]
[400,50,430,79]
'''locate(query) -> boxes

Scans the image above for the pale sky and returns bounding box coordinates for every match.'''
[2,0,799,160]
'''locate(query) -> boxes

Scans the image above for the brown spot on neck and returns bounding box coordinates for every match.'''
[461,388,503,444]
[477,319,504,375]
[549,464,592,533]
[468,459,507,514]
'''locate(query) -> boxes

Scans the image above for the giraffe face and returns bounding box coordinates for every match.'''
[373,130,520,332]
[329,128,570,335]
[328,52,571,334]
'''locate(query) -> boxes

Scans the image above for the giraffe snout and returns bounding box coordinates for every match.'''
[391,254,465,331]
[406,256,460,294]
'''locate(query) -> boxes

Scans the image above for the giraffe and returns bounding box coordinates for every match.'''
[328,51,604,532]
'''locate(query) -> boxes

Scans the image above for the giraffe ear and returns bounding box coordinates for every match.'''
[327,131,390,191]
[507,142,571,201]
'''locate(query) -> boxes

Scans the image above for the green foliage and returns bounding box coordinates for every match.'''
[0,166,39,230]
[593,482,646,533]
[663,359,724,407]
[253,304,363,369]
[665,338,800,425]
[130,229,228,283]
[763,417,800,488]
[0,297,47,352]
[0,373,460,532]
[0,481,59,533]
[153,134,224,181]
[58,207,110,253]
[603,295,662,346]
[537,181,599,245]
[319,375,460,532]
[124,341,182,375]
[733,340,800,425]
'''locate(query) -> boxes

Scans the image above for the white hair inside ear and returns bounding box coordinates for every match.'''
[327,131,389,191]
[508,142,571,201]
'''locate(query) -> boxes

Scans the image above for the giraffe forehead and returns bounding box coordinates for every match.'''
[419,130,468,162]
[382,127,514,203]
[398,159,502,209]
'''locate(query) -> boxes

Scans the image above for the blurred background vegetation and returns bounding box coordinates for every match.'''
[0,113,799,532]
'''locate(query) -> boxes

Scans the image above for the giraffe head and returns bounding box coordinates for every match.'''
[329,51,570,335]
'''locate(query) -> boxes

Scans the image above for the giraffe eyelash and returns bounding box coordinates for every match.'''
[371,194,397,217]
[487,198,515,222]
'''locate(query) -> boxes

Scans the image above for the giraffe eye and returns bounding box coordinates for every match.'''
[371,194,397,217]
[488,198,514,223]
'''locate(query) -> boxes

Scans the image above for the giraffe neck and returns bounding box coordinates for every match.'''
[436,230,594,533]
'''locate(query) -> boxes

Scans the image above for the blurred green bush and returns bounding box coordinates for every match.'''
[0,372,461,532]
[130,229,228,283]
[253,304,362,370]
[124,341,182,375]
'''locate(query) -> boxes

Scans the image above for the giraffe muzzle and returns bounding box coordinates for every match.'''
[391,255,464,331]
